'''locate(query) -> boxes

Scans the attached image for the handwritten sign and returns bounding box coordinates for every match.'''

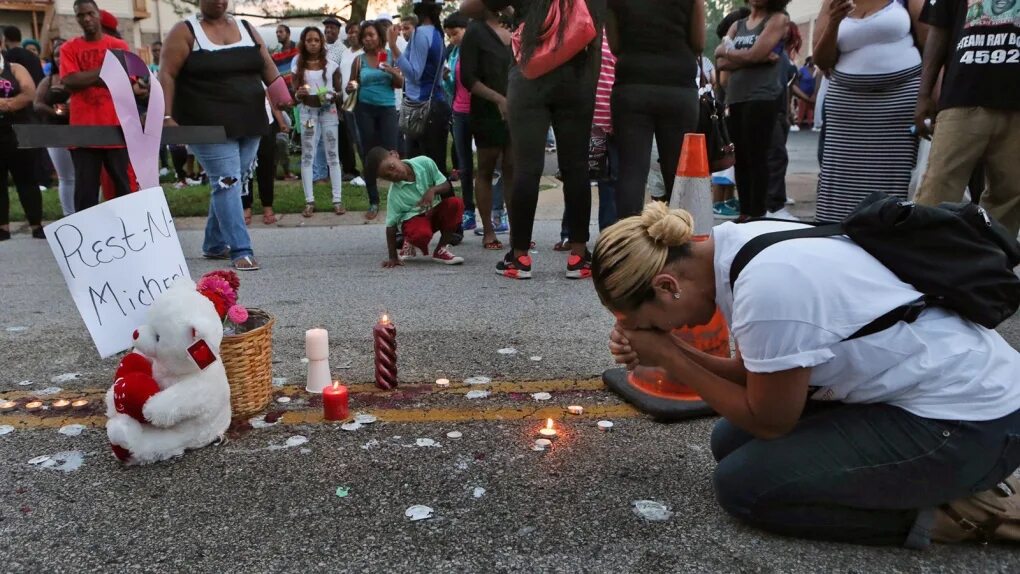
[44,188,190,358]
[43,51,190,358]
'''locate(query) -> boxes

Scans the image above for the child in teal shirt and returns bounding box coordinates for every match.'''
[366,148,465,268]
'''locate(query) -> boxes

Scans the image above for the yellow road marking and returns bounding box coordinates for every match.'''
[1,378,606,402]
[0,403,640,430]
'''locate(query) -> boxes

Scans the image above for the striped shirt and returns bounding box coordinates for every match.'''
[593,37,616,132]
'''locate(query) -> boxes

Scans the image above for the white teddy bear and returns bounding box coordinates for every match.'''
[105,279,232,465]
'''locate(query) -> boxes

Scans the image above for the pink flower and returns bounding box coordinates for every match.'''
[196,275,237,308]
[227,305,249,325]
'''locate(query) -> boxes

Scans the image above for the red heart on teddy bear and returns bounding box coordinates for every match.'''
[115,352,152,382]
[113,372,160,423]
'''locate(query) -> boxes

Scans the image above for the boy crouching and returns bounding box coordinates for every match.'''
[366,147,465,268]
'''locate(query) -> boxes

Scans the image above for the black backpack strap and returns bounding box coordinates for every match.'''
[729,224,933,342]
[729,224,844,292]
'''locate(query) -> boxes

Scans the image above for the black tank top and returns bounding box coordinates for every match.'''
[173,18,269,138]
[0,56,30,127]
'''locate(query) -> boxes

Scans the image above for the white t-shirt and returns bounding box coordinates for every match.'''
[340,47,363,92]
[712,221,1020,422]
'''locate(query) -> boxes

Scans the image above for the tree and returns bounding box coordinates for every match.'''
[704,0,736,57]
[165,0,371,22]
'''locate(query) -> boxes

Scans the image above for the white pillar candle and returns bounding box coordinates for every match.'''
[305,328,330,361]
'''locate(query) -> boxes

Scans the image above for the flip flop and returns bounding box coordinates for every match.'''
[263,213,278,225]
[302,203,315,218]
[553,240,571,252]
[233,256,260,271]
[202,250,231,260]
[365,205,379,221]
[483,239,503,250]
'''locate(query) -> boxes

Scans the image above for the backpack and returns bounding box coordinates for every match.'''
[729,192,1020,339]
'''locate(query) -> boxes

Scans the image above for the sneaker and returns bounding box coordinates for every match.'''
[462,212,477,231]
[186,178,203,187]
[812,126,822,132]
[785,197,796,206]
[493,212,509,234]
[432,246,464,265]
[32,227,46,239]
[496,251,532,280]
[766,207,799,221]
[159,167,170,177]
[725,197,740,212]
[0,229,10,241]
[566,250,592,280]
[713,201,739,219]
[173,181,187,190]
[350,176,366,187]
[398,242,420,261]
[789,125,800,132]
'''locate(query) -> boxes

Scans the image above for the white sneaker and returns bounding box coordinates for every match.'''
[812,126,822,132]
[767,207,799,221]
[186,178,203,186]
[431,246,464,265]
[350,176,366,187]
[398,242,420,261]
[785,197,796,206]
[790,125,800,132]
[159,167,170,177]
[38,185,47,192]
[172,181,187,190]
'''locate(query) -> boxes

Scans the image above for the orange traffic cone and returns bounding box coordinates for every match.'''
[602,134,729,421]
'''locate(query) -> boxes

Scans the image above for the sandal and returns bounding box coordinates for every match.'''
[233,256,260,271]
[553,240,571,252]
[244,208,252,226]
[263,212,277,225]
[365,205,379,221]
[483,239,504,250]
[334,202,347,215]
[202,249,231,260]
[302,203,315,218]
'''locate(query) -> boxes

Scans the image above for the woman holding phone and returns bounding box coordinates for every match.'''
[349,20,402,221]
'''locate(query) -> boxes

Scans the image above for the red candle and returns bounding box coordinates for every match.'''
[323,381,349,421]
[373,314,398,390]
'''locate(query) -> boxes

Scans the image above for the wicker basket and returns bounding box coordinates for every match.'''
[221,308,275,419]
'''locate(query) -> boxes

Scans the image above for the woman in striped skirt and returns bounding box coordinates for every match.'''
[812,0,927,223]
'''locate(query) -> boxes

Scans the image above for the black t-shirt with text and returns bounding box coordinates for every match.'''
[922,0,1020,110]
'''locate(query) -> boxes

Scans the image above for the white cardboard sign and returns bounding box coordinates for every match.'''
[44,187,190,358]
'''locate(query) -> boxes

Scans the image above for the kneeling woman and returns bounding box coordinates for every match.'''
[591,203,1020,547]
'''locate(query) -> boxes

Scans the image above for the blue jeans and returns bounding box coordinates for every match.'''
[711,401,1020,548]
[312,130,328,182]
[191,137,260,261]
[452,111,474,211]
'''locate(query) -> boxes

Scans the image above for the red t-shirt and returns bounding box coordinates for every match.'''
[59,34,130,127]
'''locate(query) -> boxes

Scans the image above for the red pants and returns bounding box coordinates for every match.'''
[402,196,464,252]
[795,100,815,127]
[101,163,139,200]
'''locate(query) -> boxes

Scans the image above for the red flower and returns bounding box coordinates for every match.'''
[202,291,230,319]
[203,270,240,292]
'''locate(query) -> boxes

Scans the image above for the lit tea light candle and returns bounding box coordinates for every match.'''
[538,418,557,438]
[71,399,89,409]
[435,378,450,387]
[0,400,16,412]
[567,405,584,416]
[52,399,71,410]
[24,401,43,412]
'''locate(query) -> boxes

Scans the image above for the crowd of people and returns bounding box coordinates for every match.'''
[3,0,1020,550]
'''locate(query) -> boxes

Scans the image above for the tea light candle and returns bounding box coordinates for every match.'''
[0,400,16,412]
[534,438,552,449]
[567,405,584,415]
[435,378,450,387]
[597,420,614,432]
[538,418,557,438]
[71,399,89,409]
[24,401,43,412]
[323,381,349,422]
[52,399,71,410]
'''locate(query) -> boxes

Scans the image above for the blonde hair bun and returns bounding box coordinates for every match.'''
[641,202,694,247]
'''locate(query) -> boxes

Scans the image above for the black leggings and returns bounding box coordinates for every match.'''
[507,62,596,251]
[405,100,452,177]
[243,132,276,209]
[612,84,699,218]
[728,100,779,218]
[0,130,42,227]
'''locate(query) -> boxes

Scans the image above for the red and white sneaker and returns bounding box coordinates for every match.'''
[566,250,592,280]
[496,250,533,280]
[399,242,420,261]
[431,246,464,265]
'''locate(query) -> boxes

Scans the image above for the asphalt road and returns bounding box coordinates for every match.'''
[2,133,1019,573]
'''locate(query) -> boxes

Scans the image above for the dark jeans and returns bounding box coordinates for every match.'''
[611,84,699,218]
[452,111,475,211]
[727,100,778,218]
[339,111,360,176]
[766,112,790,213]
[405,99,451,177]
[170,144,189,180]
[711,402,1020,548]
[354,102,399,206]
[561,132,619,238]
[71,147,132,211]
[0,130,43,226]
[242,132,276,209]
[508,61,596,251]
